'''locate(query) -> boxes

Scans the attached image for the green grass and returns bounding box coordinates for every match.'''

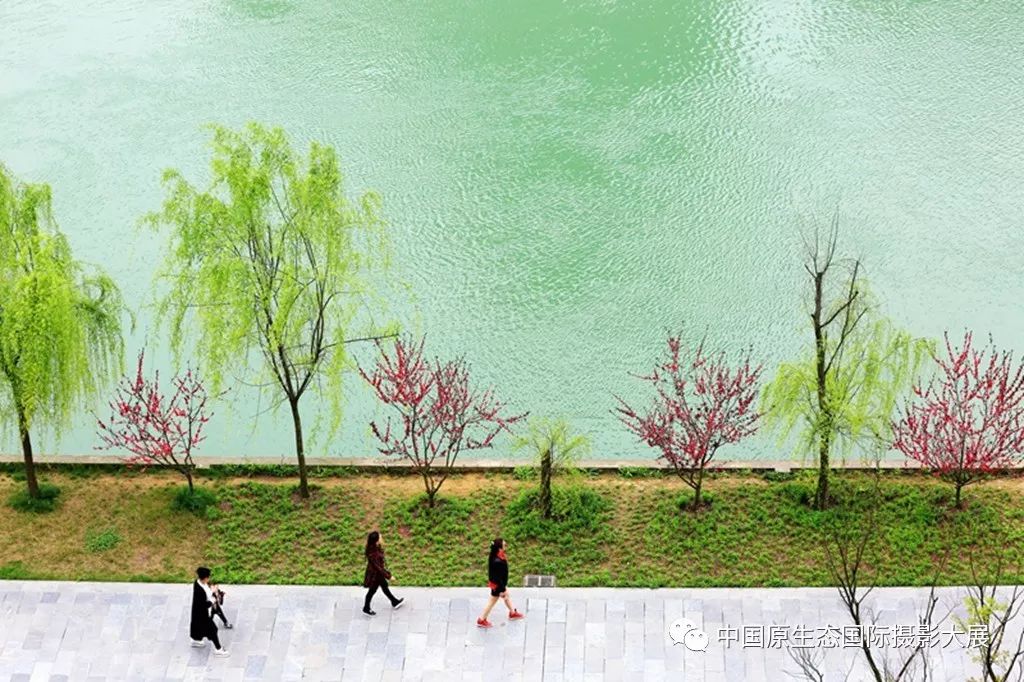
[512,466,536,481]
[0,561,31,579]
[619,473,1023,588]
[85,527,123,553]
[203,472,1024,587]
[1,469,1021,586]
[8,482,62,513]
[171,485,218,517]
[618,466,665,479]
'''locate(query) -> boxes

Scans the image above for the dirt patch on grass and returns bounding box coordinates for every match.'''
[983,476,1024,493]
[132,550,152,572]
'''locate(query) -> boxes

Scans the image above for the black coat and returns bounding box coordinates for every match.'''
[190,581,216,640]
[488,554,509,592]
[363,547,392,588]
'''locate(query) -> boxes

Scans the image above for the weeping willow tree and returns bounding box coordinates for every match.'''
[0,165,126,501]
[147,123,397,499]
[762,222,931,509]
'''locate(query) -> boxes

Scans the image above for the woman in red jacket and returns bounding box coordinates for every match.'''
[476,538,524,627]
[363,531,404,616]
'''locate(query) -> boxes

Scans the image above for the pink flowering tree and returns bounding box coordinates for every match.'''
[360,336,526,508]
[96,351,212,494]
[892,332,1024,509]
[616,334,762,511]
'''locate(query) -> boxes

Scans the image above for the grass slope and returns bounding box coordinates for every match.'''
[1,469,1021,587]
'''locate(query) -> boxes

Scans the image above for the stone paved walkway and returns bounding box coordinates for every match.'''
[0,581,1017,681]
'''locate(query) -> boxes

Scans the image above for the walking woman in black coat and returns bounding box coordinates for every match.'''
[189,566,229,656]
[476,538,524,628]
[363,531,404,616]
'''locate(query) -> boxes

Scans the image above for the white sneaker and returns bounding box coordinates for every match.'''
[190,639,206,648]
[213,648,230,657]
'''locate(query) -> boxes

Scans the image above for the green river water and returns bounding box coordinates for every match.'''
[1,1,1022,461]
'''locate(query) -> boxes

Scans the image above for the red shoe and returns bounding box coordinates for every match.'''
[509,610,525,620]
[476,618,493,628]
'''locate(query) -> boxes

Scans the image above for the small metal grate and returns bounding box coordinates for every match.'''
[523,574,556,587]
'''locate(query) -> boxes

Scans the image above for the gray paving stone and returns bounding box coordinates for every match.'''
[544,621,566,650]
[564,633,584,663]
[584,644,604,673]
[22,631,44,651]
[546,599,566,623]
[243,655,266,678]
[563,659,584,679]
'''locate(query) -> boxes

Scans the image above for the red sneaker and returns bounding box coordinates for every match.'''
[476,618,493,628]
[509,610,525,620]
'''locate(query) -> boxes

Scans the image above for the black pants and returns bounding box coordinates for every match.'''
[203,620,223,649]
[212,601,229,626]
[364,580,398,611]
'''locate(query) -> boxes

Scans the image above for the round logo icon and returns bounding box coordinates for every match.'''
[669,617,709,651]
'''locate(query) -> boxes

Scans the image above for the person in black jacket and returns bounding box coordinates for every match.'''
[189,566,229,656]
[209,582,232,629]
[363,531,404,616]
[476,538,524,628]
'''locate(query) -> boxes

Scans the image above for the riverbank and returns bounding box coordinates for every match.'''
[0,452,982,471]
[2,467,1021,587]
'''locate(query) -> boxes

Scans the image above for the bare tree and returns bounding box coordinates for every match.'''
[803,219,866,509]
[789,488,944,681]
[790,491,1024,682]
[961,552,1024,682]
[788,646,831,682]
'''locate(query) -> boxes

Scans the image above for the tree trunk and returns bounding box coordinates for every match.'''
[288,397,310,499]
[426,485,437,508]
[17,407,40,499]
[692,470,704,511]
[813,271,831,511]
[185,468,195,494]
[954,481,963,510]
[861,641,884,682]
[539,447,553,519]
[815,430,831,510]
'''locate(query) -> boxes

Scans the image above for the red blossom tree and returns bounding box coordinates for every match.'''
[360,336,526,508]
[892,332,1024,509]
[615,334,762,511]
[96,352,212,494]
